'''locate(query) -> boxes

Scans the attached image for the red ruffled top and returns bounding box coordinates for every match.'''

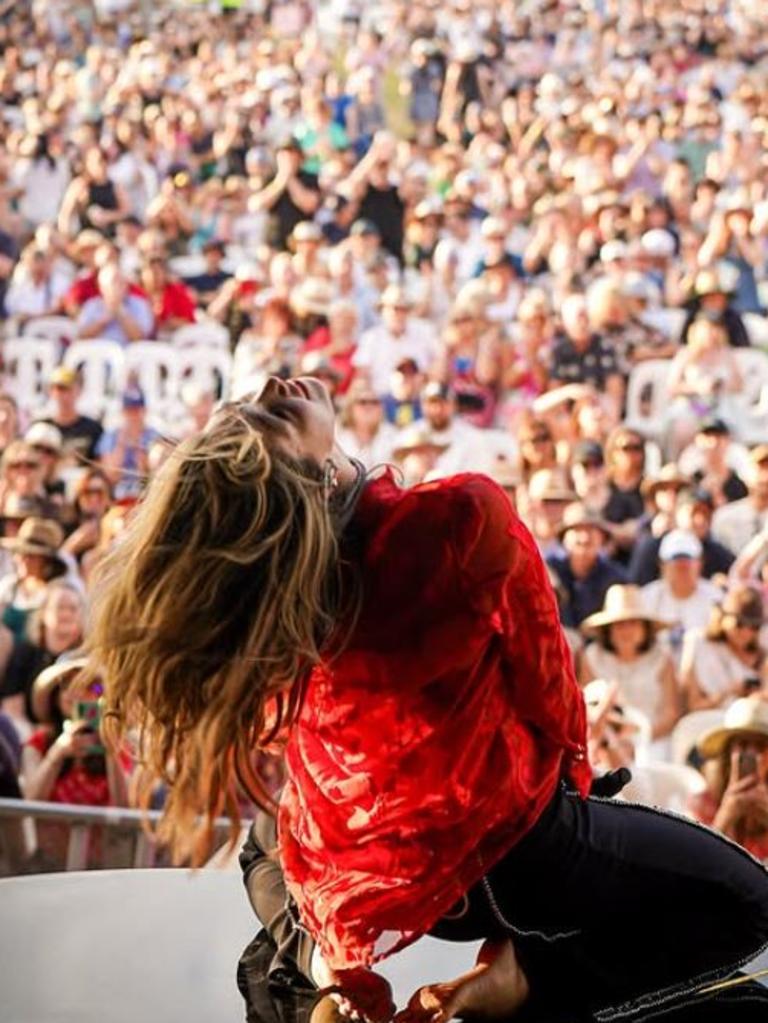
[279,471,591,969]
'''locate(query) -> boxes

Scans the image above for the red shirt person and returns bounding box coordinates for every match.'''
[279,470,590,968]
[138,252,196,335]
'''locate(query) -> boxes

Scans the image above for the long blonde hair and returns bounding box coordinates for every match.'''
[87,402,350,862]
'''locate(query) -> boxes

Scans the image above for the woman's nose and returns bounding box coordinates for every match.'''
[258,376,289,402]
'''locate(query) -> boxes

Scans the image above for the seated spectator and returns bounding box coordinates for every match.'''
[1,578,84,737]
[61,469,114,566]
[77,263,154,344]
[547,504,626,627]
[0,393,20,458]
[681,586,766,711]
[24,422,65,504]
[628,465,691,583]
[392,423,449,486]
[602,427,647,561]
[177,385,216,441]
[232,296,301,396]
[680,267,750,349]
[693,697,768,861]
[549,292,624,413]
[182,239,232,309]
[137,250,197,336]
[712,444,768,556]
[571,440,610,517]
[0,441,59,520]
[414,382,497,474]
[516,416,558,484]
[20,657,130,868]
[97,388,159,501]
[678,417,748,507]
[4,244,69,325]
[335,380,397,470]
[665,317,743,457]
[37,366,103,466]
[641,530,722,658]
[630,488,734,586]
[584,678,645,780]
[581,585,680,741]
[353,284,437,395]
[520,468,577,558]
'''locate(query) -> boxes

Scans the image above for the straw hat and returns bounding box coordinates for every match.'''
[290,278,334,316]
[527,468,577,503]
[557,503,613,541]
[698,697,768,760]
[641,463,689,499]
[582,585,672,634]
[1,517,65,564]
[31,655,90,724]
[393,424,449,460]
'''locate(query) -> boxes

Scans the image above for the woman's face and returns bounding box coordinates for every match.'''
[43,588,84,642]
[609,619,646,656]
[252,377,337,465]
[79,476,111,518]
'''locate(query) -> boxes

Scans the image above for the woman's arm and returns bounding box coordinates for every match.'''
[652,657,682,740]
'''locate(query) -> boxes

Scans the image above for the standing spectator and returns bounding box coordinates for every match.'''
[4,245,69,325]
[251,138,321,251]
[549,293,624,413]
[137,251,197,336]
[641,530,722,646]
[57,146,130,238]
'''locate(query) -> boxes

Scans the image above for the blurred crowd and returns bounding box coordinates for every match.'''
[3,0,768,870]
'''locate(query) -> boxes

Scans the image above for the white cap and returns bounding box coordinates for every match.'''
[641,229,676,258]
[600,240,629,263]
[659,529,702,562]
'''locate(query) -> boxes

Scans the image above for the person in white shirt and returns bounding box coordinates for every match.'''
[414,381,515,476]
[335,380,397,470]
[712,445,768,556]
[353,284,437,394]
[5,245,69,324]
[642,530,722,661]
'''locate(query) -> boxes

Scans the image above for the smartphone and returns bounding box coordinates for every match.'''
[738,750,758,779]
[74,699,104,756]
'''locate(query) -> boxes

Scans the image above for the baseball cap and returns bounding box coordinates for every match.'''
[659,529,702,562]
[698,417,730,436]
[573,440,605,466]
[422,381,453,402]
[350,219,380,238]
[122,387,146,410]
[50,366,78,389]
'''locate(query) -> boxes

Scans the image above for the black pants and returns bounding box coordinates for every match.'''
[429,785,768,1022]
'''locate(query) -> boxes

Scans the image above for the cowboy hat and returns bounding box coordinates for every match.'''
[557,503,613,541]
[641,464,690,499]
[582,585,672,634]
[393,424,450,460]
[1,517,65,564]
[31,655,90,724]
[527,468,577,504]
[698,697,768,760]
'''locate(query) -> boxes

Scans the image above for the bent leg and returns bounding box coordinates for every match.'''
[480,789,768,1021]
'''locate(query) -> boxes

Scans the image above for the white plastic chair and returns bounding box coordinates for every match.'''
[670,709,727,765]
[733,348,768,444]
[124,342,179,427]
[744,312,768,351]
[63,340,126,421]
[0,868,481,1023]
[1,337,58,415]
[22,315,77,344]
[172,320,230,350]
[175,344,233,405]
[640,307,687,341]
[623,358,672,441]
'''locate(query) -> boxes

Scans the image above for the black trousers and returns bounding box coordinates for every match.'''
[429,784,768,1022]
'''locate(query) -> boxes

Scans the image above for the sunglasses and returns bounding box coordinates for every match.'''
[524,434,552,445]
[616,443,644,453]
[355,398,380,407]
[32,444,58,457]
[734,617,763,630]
[10,460,41,470]
[83,487,109,497]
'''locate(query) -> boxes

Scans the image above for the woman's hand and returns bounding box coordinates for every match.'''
[312,951,394,1023]
[713,748,768,837]
[51,721,96,762]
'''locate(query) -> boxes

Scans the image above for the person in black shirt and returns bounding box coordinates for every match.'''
[250,139,321,251]
[688,417,748,505]
[0,225,17,319]
[340,132,405,261]
[39,367,102,466]
[182,239,232,309]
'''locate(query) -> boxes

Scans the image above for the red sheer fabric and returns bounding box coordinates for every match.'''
[279,471,591,968]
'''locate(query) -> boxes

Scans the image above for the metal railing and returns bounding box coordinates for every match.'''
[0,797,232,873]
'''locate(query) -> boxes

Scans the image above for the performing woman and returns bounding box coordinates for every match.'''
[89,376,768,1022]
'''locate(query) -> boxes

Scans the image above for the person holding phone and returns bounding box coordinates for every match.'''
[694,697,768,862]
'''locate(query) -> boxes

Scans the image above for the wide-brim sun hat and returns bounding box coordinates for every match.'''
[393,424,450,460]
[698,697,768,760]
[31,655,90,724]
[557,503,613,541]
[1,517,65,568]
[582,584,672,635]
